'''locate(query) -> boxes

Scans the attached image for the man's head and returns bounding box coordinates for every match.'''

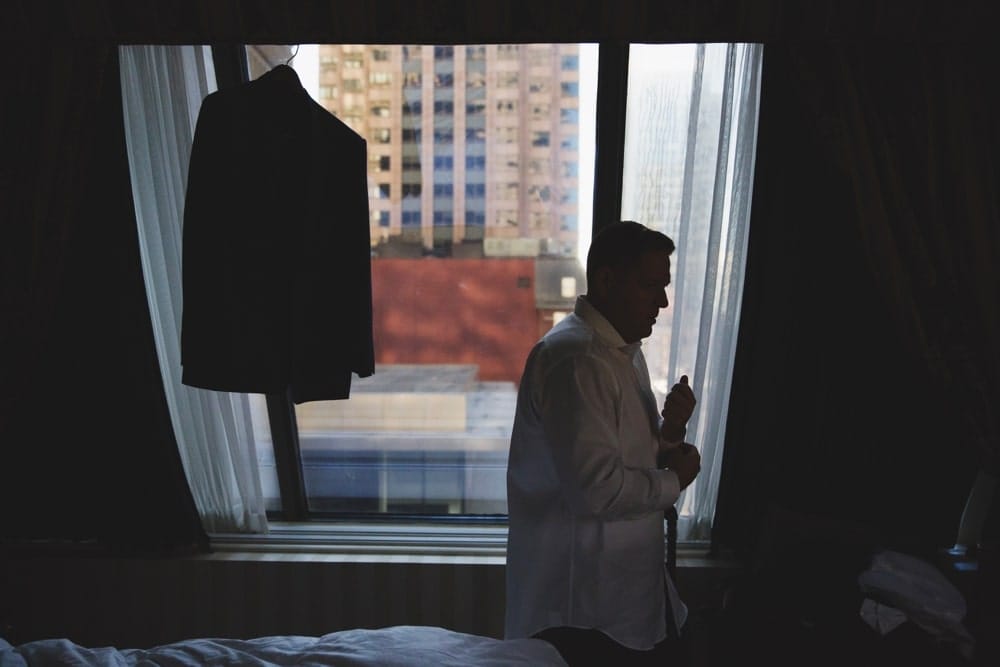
[585,221,675,344]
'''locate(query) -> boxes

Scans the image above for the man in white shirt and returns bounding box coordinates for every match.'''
[505,221,701,666]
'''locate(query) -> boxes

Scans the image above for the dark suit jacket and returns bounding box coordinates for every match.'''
[181,65,374,403]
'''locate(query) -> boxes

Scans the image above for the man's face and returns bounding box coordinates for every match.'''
[602,249,671,344]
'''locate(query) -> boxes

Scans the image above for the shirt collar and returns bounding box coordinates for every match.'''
[574,296,641,356]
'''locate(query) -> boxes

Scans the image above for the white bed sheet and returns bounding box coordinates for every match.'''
[0,625,567,666]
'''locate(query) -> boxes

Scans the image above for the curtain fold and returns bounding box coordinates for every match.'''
[620,43,762,541]
[120,45,268,534]
[810,44,999,474]
[1,42,207,552]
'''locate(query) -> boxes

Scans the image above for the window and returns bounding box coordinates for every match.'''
[497,71,518,87]
[528,79,548,94]
[218,42,758,539]
[560,108,579,124]
[531,131,550,147]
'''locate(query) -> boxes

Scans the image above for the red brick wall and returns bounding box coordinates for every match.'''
[371,258,538,383]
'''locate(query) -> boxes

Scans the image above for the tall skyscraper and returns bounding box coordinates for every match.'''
[316,44,581,259]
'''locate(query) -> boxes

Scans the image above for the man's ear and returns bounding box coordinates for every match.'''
[589,265,615,301]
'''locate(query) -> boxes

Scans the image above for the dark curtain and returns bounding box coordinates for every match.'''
[0,42,207,553]
[713,42,991,562]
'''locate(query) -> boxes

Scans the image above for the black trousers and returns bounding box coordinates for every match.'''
[533,626,689,667]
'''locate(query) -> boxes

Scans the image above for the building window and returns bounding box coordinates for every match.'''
[372,128,391,144]
[560,108,579,124]
[560,81,579,97]
[531,131,550,147]
[497,71,518,87]
[527,184,551,203]
[528,79,548,94]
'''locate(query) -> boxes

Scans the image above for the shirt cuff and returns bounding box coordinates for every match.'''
[658,468,681,508]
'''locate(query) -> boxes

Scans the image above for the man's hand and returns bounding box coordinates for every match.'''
[660,374,697,443]
[661,442,701,491]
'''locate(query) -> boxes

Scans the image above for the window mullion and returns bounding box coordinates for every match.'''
[592,41,630,235]
[266,390,309,520]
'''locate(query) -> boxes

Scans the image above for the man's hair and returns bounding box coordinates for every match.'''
[585,220,675,286]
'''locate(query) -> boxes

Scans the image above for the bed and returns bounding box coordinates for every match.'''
[0,625,567,666]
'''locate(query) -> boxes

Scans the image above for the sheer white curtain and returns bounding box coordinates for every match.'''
[120,45,268,534]
[622,43,762,542]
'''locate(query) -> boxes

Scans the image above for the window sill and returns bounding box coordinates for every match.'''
[208,521,725,567]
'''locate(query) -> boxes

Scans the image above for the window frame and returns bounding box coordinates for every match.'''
[219,42,630,525]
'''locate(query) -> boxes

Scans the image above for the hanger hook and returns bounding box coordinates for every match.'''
[285,44,300,66]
